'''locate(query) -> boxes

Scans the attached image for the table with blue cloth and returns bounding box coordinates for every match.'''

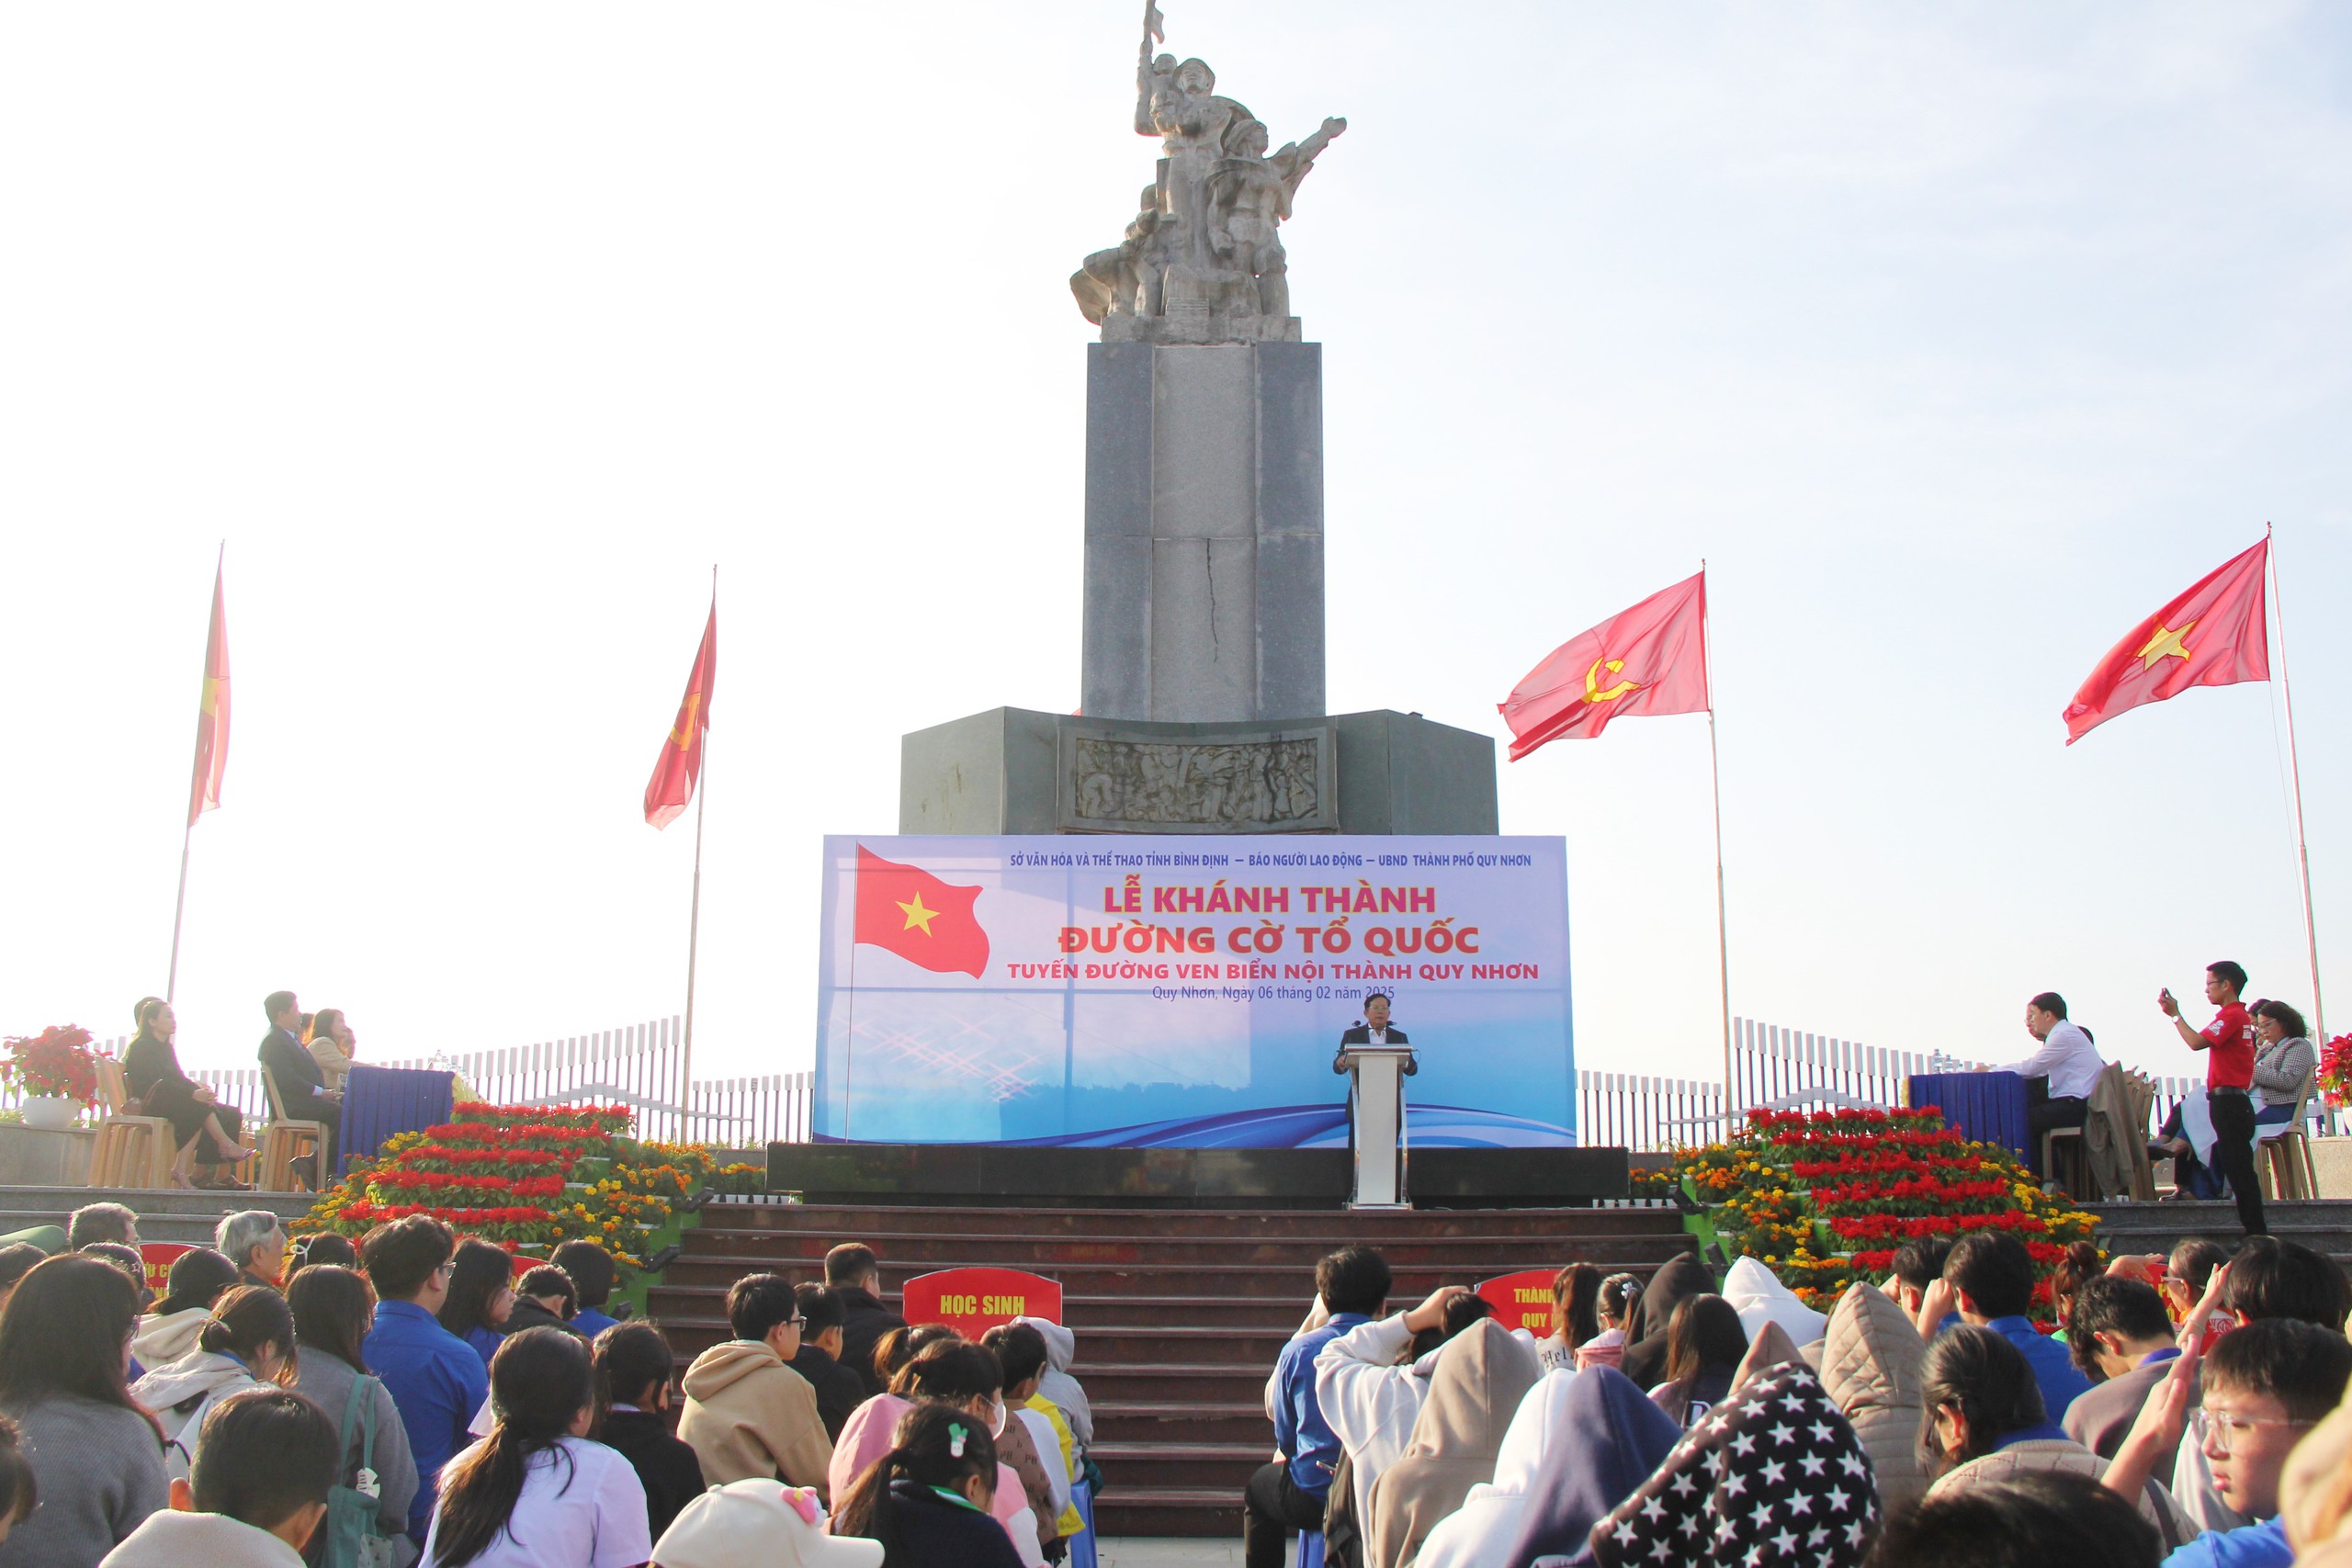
[339,1064,457,1176]
[1905,1071,2030,1158]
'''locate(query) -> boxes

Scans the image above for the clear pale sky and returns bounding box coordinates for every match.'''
[3,3,2345,1098]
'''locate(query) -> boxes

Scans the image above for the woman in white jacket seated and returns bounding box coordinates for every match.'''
[1311,1285,1493,1548]
[130,1249,240,1371]
[130,1286,298,1483]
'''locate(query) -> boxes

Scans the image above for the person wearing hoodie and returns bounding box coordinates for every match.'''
[1617,1252,1713,1392]
[98,1388,341,1568]
[1314,1283,1487,1549]
[825,1247,908,1398]
[1363,1317,1544,1568]
[133,1248,241,1371]
[133,1285,298,1483]
[287,1263,420,1564]
[1720,1257,1828,1348]
[1589,1361,1878,1568]
[1011,1315,1094,1453]
[1818,1280,1929,1517]
[1433,1366,1679,1568]
[678,1272,834,1495]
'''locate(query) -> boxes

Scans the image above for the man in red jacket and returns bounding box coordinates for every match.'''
[2161,960,2266,1235]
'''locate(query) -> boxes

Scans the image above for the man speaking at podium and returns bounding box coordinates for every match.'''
[1333,991,1415,1074]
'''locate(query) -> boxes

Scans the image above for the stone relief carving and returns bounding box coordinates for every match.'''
[1062,730,1332,832]
[1070,3,1345,345]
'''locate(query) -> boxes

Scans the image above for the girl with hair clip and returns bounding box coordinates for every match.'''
[1537,1263,1602,1372]
[831,1401,1023,1568]
[422,1326,649,1568]
[131,1283,298,1482]
[1575,1273,1643,1371]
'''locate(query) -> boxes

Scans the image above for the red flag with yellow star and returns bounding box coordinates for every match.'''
[187,558,231,827]
[853,845,990,977]
[643,600,716,828]
[1498,570,1709,761]
[2064,539,2268,744]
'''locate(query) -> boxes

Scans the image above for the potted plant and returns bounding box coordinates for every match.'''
[3,1025,102,1131]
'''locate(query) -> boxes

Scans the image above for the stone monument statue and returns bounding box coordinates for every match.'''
[1071,4,1345,345]
[898,5,1497,837]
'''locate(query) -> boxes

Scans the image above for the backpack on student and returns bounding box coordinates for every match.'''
[316,1373,401,1568]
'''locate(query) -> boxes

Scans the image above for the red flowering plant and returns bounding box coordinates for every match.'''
[1661,1104,2100,1322]
[2,1024,103,1105]
[299,1102,733,1270]
[2319,1035,2352,1108]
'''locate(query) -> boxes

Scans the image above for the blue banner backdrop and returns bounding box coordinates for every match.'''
[812,835,1575,1147]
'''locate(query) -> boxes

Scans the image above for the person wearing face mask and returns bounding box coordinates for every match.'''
[888,1342,1043,1568]
[678,1274,834,1497]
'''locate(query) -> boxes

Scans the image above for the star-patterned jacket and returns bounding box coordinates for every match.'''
[1589,1363,1880,1568]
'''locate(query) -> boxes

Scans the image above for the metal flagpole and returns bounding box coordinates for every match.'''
[2269,524,2324,1043]
[165,821,195,1003]
[679,567,714,1144]
[1703,560,1733,1135]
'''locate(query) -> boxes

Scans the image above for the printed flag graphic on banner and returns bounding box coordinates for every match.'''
[644,603,717,829]
[853,844,990,977]
[2063,538,2268,745]
[187,562,231,827]
[1498,570,1709,760]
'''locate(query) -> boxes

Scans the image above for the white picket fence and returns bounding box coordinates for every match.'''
[21,1013,2305,1156]
[1579,1015,2251,1152]
[29,1021,809,1148]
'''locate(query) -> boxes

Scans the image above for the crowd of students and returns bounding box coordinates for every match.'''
[1238,1230,2352,1568]
[0,1209,1097,1568]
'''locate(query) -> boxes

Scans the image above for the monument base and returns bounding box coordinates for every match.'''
[899,706,1498,835]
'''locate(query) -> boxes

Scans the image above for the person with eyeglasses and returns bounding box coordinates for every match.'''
[2101,1317,2352,1568]
[359,1215,492,1550]
[679,1273,835,1499]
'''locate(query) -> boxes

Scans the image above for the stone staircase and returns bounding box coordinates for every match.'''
[646,1200,1696,1537]
[2091,1199,2352,1272]
[0,1185,315,1247]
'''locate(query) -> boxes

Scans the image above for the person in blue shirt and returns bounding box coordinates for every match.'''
[1242,1244,1391,1568]
[358,1214,491,1546]
[552,1240,623,1339]
[1926,1231,2095,1421]
[2103,1318,2352,1568]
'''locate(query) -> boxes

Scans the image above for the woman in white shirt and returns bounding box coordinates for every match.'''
[422,1326,650,1568]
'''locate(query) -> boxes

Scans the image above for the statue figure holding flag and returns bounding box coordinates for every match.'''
[1071,2,1346,343]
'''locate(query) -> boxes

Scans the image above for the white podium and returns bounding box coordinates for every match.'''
[1334,1045,1416,1208]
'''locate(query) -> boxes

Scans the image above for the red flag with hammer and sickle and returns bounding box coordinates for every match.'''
[1498,570,1710,761]
[643,601,716,829]
[2062,537,2269,745]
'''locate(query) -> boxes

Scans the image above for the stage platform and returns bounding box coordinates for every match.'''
[764,1142,1628,1208]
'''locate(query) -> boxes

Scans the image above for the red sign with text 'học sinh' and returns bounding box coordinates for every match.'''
[1477,1269,1558,1337]
[898,1268,1062,1340]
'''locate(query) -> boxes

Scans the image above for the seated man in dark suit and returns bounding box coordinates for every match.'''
[258,987,341,1179]
[1332,991,1415,1075]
